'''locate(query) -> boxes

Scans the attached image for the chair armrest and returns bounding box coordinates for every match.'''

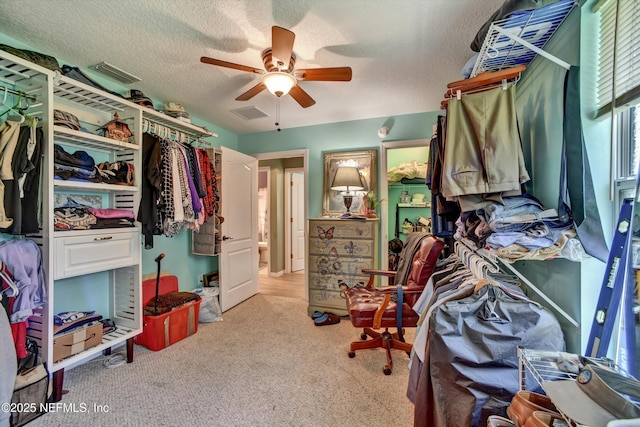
[362,268,397,277]
[362,269,397,289]
[373,294,392,329]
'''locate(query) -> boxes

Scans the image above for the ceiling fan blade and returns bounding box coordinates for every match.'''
[294,67,352,81]
[289,85,315,108]
[272,26,295,70]
[200,57,264,74]
[235,83,267,101]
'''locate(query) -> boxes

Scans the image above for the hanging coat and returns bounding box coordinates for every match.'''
[414,283,564,427]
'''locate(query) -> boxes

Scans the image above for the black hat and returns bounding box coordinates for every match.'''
[125,89,154,108]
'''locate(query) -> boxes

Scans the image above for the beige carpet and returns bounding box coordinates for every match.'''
[29,294,415,427]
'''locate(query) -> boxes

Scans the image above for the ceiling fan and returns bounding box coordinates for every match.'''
[200,26,352,108]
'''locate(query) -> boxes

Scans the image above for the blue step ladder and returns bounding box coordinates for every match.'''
[586,198,637,377]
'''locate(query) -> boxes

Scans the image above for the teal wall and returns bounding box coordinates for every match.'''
[512,5,611,353]
[238,113,438,218]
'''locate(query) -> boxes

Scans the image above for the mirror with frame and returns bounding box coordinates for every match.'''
[322,149,377,217]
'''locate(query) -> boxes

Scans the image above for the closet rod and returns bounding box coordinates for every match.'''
[143,118,213,147]
[0,84,37,102]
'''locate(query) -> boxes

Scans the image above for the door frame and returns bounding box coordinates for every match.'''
[380,139,431,262]
[258,166,271,272]
[253,149,309,301]
[285,167,304,273]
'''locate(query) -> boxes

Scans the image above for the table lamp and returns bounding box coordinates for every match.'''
[331,166,365,216]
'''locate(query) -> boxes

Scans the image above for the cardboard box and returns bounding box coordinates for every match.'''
[53,322,103,362]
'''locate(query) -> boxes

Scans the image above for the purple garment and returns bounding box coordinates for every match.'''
[181,151,202,213]
[88,207,135,219]
[0,239,46,322]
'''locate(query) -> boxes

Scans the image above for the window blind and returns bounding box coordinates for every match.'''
[595,0,640,117]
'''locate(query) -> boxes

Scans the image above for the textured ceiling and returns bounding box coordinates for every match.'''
[0,0,504,135]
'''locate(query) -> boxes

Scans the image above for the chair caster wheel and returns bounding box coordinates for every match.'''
[348,351,355,358]
[383,367,392,375]
[360,333,367,340]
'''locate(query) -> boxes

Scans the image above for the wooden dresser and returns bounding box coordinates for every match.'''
[307,218,379,316]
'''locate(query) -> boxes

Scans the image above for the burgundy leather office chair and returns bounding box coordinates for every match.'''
[343,233,444,374]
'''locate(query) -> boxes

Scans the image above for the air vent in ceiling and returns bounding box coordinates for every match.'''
[231,106,269,120]
[90,62,141,84]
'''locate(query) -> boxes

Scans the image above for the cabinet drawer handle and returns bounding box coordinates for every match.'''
[94,236,113,241]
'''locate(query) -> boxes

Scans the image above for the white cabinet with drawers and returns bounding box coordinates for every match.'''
[53,229,140,279]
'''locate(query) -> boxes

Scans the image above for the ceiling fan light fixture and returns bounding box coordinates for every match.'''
[261,72,296,97]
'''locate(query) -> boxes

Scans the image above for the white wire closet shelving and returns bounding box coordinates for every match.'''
[471,0,577,77]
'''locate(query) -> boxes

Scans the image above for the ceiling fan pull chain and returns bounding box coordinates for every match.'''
[275,98,281,132]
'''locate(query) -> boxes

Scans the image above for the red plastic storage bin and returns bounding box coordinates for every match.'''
[136,275,201,351]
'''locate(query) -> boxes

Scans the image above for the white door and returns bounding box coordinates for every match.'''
[290,171,305,272]
[220,146,258,312]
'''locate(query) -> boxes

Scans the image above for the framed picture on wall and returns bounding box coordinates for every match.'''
[322,149,378,216]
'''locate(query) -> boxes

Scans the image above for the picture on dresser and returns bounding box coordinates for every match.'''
[322,149,377,216]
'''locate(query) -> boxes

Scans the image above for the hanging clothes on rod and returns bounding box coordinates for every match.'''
[3,117,44,234]
[138,130,219,249]
[441,81,531,212]
[407,240,565,427]
[0,239,46,360]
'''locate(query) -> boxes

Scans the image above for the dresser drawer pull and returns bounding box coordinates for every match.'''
[94,236,113,241]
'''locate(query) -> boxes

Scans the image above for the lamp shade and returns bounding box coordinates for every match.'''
[331,166,365,192]
[261,72,297,97]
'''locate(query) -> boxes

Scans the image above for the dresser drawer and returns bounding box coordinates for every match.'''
[54,230,140,279]
[311,219,375,240]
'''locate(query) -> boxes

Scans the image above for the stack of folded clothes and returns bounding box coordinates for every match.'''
[54,145,135,186]
[53,310,102,335]
[54,207,134,230]
[54,206,97,230]
[54,144,99,183]
[89,207,135,228]
[96,161,134,186]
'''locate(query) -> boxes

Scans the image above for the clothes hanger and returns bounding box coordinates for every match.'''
[441,65,526,109]
[2,92,26,124]
[0,265,19,299]
[0,86,8,110]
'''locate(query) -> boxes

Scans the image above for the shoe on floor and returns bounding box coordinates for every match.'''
[523,411,568,427]
[507,391,560,427]
[314,312,340,326]
[487,415,515,427]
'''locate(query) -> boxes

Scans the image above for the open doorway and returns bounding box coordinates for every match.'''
[286,168,305,273]
[254,150,308,300]
[258,167,270,271]
[380,139,431,264]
